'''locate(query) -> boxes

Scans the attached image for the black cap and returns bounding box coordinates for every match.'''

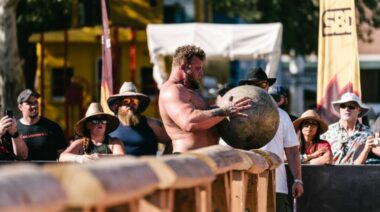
[238,67,276,86]
[17,89,40,104]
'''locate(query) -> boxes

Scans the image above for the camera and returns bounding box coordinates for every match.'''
[5,109,13,118]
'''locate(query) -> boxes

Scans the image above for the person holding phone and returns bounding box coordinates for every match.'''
[0,109,28,160]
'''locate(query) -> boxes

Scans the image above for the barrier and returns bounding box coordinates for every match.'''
[0,164,66,212]
[0,146,279,212]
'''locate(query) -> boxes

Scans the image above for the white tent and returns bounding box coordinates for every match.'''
[146,23,283,88]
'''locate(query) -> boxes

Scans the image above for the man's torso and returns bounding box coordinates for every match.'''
[159,81,218,152]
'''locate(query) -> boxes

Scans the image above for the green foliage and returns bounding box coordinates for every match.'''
[210,0,380,55]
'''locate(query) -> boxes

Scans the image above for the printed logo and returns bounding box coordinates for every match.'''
[322,8,352,36]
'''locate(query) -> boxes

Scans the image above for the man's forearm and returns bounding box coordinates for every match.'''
[285,146,302,179]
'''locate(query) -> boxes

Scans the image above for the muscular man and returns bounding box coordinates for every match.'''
[159,45,251,153]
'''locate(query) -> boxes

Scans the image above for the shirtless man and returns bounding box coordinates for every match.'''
[159,45,251,153]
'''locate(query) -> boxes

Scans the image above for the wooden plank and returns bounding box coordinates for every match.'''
[230,170,249,212]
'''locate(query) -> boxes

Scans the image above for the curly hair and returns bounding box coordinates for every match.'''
[172,45,206,67]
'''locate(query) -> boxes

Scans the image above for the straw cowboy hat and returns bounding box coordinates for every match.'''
[238,67,276,86]
[293,109,328,133]
[107,82,150,113]
[75,102,119,137]
[331,92,369,117]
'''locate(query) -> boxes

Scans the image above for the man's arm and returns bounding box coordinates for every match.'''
[353,136,375,165]
[6,117,28,160]
[160,85,251,132]
[284,146,304,198]
[147,118,171,144]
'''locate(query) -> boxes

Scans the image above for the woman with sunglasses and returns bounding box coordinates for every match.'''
[59,103,125,163]
[293,110,332,165]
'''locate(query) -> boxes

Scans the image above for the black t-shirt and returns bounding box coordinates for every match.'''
[17,117,67,161]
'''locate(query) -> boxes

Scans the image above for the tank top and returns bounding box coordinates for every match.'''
[87,136,112,154]
[109,116,158,156]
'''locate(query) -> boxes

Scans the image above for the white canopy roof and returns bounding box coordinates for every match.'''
[146,23,283,88]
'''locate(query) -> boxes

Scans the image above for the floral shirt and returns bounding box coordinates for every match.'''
[320,122,373,165]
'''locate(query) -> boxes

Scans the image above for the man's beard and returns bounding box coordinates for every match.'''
[184,72,200,90]
[118,109,140,126]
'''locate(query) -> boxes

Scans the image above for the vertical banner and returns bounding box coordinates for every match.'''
[317,0,361,123]
[100,0,113,114]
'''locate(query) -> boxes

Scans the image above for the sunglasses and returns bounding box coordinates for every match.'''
[121,98,139,105]
[339,104,358,110]
[245,81,269,89]
[89,117,108,125]
[23,100,39,106]
[302,121,318,127]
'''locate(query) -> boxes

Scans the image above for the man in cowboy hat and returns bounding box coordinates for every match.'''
[159,45,252,153]
[321,92,376,165]
[108,82,171,156]
[239,67,303,211]
[16,89,67,160]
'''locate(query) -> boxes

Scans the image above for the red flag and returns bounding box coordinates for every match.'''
[100,0,113,114]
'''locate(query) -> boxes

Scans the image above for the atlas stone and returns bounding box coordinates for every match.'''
[217,85,279,149]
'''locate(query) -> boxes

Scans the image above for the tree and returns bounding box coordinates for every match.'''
[0,0,24,114]
[210,0,380,55]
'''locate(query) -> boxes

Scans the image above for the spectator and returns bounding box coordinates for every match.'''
[366,116,380,164]
[239,67,303,211]
[269,85,298,121]
[59,103,125,163]
[0,111,28,160]
[159,45,251,153]
[16,89,67,161]
[107,82,171,156]
[293,109,332,165]
[321,92,375,164]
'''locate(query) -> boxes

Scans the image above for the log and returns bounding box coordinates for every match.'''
[251,149,282,169]
[44,156,159,209]
[237,149,269,174]
[159,154,215,189]
[0,164,66,212]
[187,145,243,175]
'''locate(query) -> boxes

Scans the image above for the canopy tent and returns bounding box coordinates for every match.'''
[146,23,283,88]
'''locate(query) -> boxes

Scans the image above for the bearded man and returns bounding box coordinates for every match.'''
[159,45,252,153]
[108,82,171,156]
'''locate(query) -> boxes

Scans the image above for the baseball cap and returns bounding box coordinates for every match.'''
[17,89,41,104]
[268,85,287,98]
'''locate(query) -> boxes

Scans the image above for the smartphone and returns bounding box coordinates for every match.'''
[5,109,13,118]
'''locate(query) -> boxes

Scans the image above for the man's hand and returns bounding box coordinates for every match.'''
[364,136,376,153]
[221,96,252,117]
[0,116,13,136]
[293,181,304,198]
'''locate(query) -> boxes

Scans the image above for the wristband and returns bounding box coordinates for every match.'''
[294,179,303,185]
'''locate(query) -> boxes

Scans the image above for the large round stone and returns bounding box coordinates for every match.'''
[217,85,279,149]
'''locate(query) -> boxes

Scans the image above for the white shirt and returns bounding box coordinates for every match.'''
[260,108,299,194]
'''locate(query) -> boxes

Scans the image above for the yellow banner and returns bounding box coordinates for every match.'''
[317,0,361,123]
